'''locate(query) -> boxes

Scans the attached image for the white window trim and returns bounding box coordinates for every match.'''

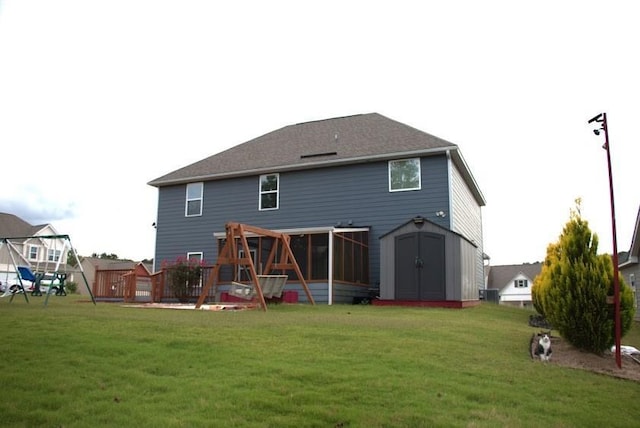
[28,245,39,261]
[186,252,204,287]
[186,252,203,262]
[259,173,279,211]
[47,249,61,262]
[514,279,529,288]
[388,158,421,192]
[237,248,258,281]
[185,182,203,217]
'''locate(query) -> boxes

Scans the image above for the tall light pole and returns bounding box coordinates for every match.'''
[588,112,621,368]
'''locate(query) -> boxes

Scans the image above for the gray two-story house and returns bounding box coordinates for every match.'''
[0,212,70,284]
[148,113,486,305]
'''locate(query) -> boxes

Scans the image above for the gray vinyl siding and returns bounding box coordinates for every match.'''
[332,282,373,304]
[279,282,328,304]
[449,158,484,291]
[275,282,368,305]
[457,238,479,300]
[154,155,452,286]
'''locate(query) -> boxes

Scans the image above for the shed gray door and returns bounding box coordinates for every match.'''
[395,232,445,300]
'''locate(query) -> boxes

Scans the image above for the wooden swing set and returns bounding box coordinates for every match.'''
[195,222,315,311]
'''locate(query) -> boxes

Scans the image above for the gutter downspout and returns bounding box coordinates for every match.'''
[328,230,334,305]
[446,150,453,229]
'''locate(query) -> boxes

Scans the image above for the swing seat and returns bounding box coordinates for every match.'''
[257,275,288,299]
[229,282,255,300]
[15,266,40,294]
[228,275,288,300]
[17,266,37,283]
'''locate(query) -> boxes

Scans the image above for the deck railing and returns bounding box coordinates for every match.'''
[94,266,219,303]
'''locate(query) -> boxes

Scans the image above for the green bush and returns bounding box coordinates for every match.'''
[65,281,78,294]
[163,257,203,301]
[533,203,635,353]
[531,242,560,317]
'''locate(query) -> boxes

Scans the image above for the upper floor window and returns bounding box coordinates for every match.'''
[389,158,421,192]
[185,182,203,217]
[47,249,61,262]
[259,174,279,210]
[28,245,39,261]
[514,279,528,288]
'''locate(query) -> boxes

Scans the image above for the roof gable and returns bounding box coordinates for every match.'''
[487,263,542,290]
[379,216,478,247]
[149,113,458,187]
[629,205,640,256]
[621,205,640,267]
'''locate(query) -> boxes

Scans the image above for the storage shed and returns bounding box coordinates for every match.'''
[377,216,480,308]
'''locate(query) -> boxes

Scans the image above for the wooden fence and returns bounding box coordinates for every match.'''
[93,269,132,300]
[93,266,219,303]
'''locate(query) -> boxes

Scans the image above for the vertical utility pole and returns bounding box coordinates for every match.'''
[588,112,621,369]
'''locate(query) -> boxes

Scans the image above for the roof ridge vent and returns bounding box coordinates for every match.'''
[300,151,338,159]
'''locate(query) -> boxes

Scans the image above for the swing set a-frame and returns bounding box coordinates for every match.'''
[195,222,315,311]
[0,234,96,306]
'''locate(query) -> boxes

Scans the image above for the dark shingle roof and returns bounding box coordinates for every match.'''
[148,112,485,205]
[0,213,46,239]
[149,113,458,185]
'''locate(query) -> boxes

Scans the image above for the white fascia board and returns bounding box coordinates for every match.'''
[501,294,532,301]
[213,226,369,239]
[620,256,638,268]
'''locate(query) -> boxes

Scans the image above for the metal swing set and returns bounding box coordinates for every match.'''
[0,234,95,306]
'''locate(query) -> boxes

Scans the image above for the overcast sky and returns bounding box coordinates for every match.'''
[1,1,638,266]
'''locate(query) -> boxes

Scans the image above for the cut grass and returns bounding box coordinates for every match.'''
[0,296,638,427]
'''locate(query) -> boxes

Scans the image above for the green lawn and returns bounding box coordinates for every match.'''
[1,296,638,427]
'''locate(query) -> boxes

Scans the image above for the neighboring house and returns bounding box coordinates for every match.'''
[485,263,542,308]
[79,257,152,299]
[619,205,640,319]
[148,113,486,305]
[0,212,69,286]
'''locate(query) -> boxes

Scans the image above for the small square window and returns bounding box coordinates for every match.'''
[514,279,528,288]
[389,158,421,192]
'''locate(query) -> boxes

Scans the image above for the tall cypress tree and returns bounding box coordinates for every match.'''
[532,201,634,353]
